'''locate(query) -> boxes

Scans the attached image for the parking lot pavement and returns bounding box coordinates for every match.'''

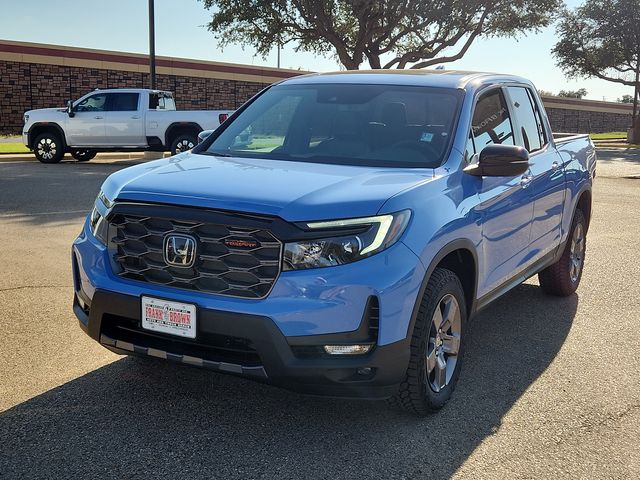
[0,157,638,479]
[594,148,640,178]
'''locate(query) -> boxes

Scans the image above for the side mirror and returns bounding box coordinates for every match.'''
[66,100,75,118]
[197,130,213,144]
[465,144,529,177]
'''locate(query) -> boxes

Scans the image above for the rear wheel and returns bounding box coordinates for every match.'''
[170,133,197,156]
[538,209,587,296]
[391,268,467,415]
[33,132,64,163]
[71,149,97,162]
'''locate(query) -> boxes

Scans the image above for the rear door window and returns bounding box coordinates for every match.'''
[149,92,176,110]
[107,93,140,112]
[471,89,514,150]
[507,86,544,152]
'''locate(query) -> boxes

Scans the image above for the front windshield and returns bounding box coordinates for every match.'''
[200,83,462,168]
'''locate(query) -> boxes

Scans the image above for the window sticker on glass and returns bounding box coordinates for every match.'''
[420,132,434,142]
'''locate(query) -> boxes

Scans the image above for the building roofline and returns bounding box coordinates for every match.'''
[0,39,305,83]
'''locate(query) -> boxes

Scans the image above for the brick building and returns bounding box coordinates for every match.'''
[0,40,634,135]
[0,40,302,135]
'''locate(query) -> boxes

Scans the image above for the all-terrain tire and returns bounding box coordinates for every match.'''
[390,267,467,415]
[538,209,587,296]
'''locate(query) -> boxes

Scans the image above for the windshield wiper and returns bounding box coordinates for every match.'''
[202,151,232,157]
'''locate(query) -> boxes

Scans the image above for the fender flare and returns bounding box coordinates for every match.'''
[27,122,67,150]
[403,238,480,342]
[573,183,592,223]
[164,122,203,148]
[564,182,593,240]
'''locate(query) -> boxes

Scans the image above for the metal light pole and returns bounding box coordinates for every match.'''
[149,0,156,89]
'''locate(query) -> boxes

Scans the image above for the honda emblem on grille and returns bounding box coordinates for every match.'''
[163,234,197,268]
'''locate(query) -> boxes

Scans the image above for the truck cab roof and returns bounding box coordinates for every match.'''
[281,69,534,92]
[84,88,173,95]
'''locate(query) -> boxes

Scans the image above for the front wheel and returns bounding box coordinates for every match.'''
[538,209,587,296]
[71,149,97,162]
[33,132,64,163]
[391,268,467,415]
[170,134,197,156]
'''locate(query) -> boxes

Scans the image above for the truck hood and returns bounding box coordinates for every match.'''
[102,152,435,221]
[26,107,66,115]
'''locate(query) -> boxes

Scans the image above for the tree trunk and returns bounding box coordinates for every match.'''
[633,67,639,128]
[632,64,640,143]
[365,50,382,69]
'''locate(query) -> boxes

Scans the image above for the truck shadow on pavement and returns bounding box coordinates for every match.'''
[596,148,640,165]
[0,283,577,479]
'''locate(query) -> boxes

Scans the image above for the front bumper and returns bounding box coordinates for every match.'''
[74,288,410,399]
[72,216,425,399]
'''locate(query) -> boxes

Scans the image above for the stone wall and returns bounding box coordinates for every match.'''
[544,107,632,134]
[541,96,633,134]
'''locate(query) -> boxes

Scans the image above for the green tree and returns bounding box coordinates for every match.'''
[558,88,588,99]
[201,0,560,70]
[618,94,634,103]
[553,0,640,128]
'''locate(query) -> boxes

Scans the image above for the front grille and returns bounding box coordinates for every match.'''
[109,211,282,299]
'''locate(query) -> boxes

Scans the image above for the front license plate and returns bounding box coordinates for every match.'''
[141,296,196,339]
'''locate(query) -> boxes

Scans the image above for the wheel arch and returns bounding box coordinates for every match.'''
[404,239,479,341]
[28,123,67,150]
[164,122,203,148]
[575,187,592,232]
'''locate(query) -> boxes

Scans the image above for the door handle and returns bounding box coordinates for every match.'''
[551,160,560,170]
[520,174,532,188]
[94,116,103,119]
[131,115,141,119]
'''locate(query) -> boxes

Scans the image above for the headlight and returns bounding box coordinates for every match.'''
[23,114,29,124]
[283,210,411,270]
[89,191,113,245]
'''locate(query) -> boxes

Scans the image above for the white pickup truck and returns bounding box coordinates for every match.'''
[22,89,233,163]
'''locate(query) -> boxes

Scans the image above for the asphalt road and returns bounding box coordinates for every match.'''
[0,152,639,479]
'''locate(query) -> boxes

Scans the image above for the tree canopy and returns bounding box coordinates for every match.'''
[201,0,560,70]
[558,88,588,99]
[553,0,640,114]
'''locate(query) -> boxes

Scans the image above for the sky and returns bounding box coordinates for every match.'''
[0,0,631,102]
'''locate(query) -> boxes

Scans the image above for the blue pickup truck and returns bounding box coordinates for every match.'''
[72,71,596,414]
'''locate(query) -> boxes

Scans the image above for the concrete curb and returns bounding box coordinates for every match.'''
[593,144,640,149]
